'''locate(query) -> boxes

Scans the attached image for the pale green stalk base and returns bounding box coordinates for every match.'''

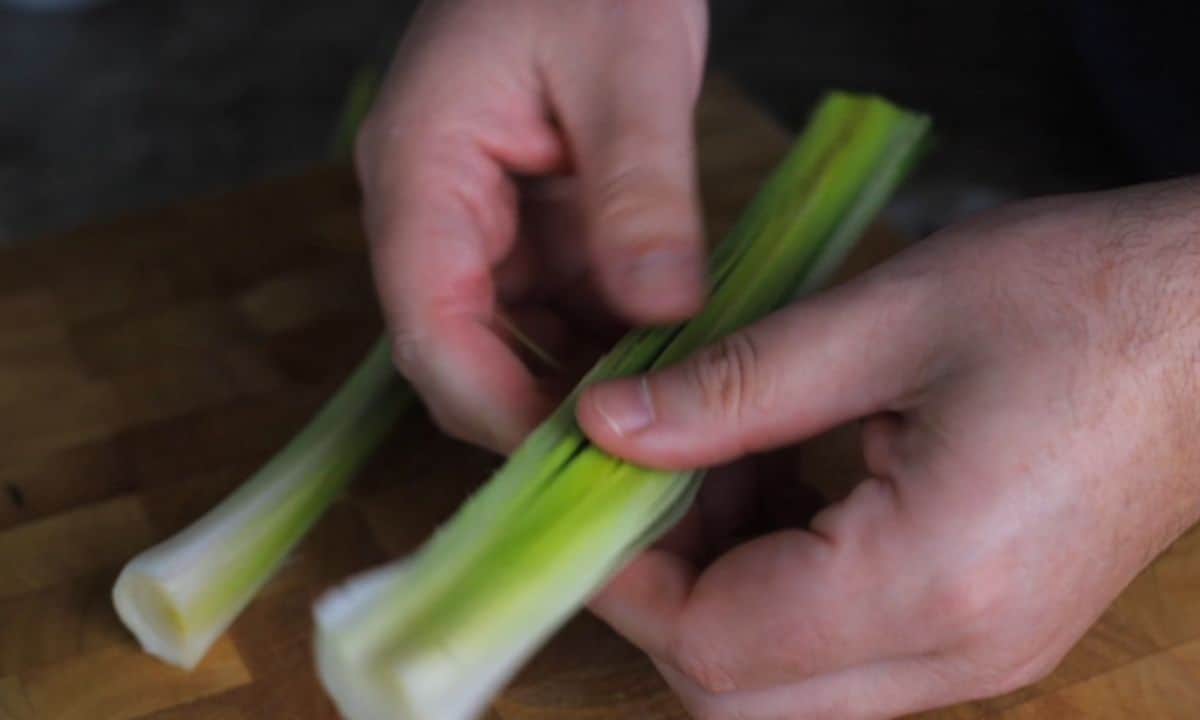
[315,93,932,720]
[114,338,410,669]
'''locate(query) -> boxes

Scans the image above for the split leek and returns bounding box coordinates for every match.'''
[113,338,412,669]
[313,92,932,720]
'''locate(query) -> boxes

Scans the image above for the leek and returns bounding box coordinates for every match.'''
[113,338,412,669]
[113,67,411,671]
[314,93,932,720]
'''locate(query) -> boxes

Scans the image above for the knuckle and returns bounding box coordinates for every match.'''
[917,568,1066,699]
[917,572,1010,646]
[858,266,942,349]
[688,332,771,423]
[594,164,683,238]
[445,163,513,245]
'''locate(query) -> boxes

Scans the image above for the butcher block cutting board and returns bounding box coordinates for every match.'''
[2,77,1200,720]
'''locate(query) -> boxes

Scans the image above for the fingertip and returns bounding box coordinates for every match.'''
[577,375,727,471]
[577,378,654,443]
[408,316,557,454]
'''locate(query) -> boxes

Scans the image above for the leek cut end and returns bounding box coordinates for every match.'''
[316,630,412,720]
[314,572,412,720]
[112,566,200,670]
[315,629,492,720]
[314,567,493,720]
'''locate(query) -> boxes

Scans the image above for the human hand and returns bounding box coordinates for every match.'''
[358,0,709,452]
[577,178,1200,718]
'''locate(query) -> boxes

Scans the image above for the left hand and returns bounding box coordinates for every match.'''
[357,0,710,453]
[576,178,1200,719]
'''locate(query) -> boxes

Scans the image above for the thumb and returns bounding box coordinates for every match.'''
[577,277,937,469]
[545,0,709,324]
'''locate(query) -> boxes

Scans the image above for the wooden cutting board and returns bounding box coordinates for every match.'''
[1,77,1198,720]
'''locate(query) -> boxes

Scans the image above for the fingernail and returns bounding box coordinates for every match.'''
[592,377,655,436]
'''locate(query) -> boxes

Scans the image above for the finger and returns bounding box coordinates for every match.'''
[588,547,694,659]
[577,275,937,469]
[593,476,938,694]
[370,166,553,452]
[361,13,566,453]
[660,655,966,720]
[391,310,555,453]
[517,177,628,334]
[588,464,760,641]
[544,0,709,324]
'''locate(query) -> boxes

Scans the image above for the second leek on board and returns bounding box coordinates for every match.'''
[112,67,408,671]
[113,339,411,669]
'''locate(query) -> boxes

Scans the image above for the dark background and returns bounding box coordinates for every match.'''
[0,0,1186,245]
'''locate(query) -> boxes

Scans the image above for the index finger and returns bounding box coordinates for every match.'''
[356,24,567,452]
[364,137,554,452]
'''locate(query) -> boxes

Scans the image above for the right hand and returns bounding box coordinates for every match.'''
[358,0,710,453]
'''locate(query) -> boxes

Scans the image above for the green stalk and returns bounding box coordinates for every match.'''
[113,339,412,669]
[314,93,932,720]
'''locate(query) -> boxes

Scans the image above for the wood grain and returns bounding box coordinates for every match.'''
[0,497,154,600]
[1,76,1198,719]
[19,638,250,720]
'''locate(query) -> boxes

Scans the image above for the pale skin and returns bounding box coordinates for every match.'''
[358,1,1200,718]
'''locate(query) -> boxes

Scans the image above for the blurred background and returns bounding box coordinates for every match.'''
[0,0,1194,245]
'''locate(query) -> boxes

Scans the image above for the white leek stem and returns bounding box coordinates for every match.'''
[114,337,409,669]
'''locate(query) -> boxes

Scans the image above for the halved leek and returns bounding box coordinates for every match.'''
[314,93,932,720]
[114,338,411,669]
